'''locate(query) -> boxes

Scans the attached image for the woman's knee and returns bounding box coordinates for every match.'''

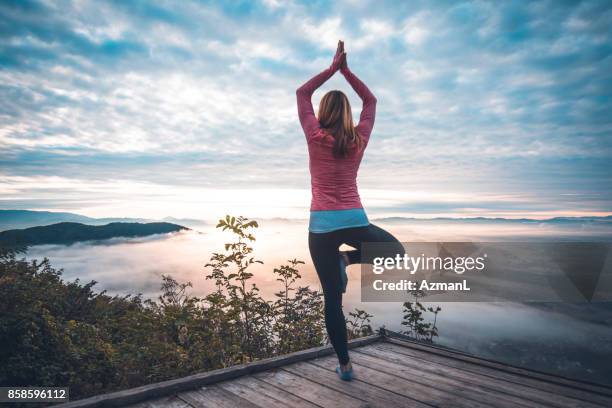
[368,224,404,256]
[392,240,406,256]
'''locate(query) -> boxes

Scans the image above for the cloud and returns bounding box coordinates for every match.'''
[0,0,611,218]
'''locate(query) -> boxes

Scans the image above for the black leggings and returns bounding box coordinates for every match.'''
[308,223,404,365]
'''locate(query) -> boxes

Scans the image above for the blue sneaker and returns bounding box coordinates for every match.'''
[336,365,354,381]
[339,255,348,293]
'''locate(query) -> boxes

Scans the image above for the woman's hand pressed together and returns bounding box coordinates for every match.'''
[331,40,346,72]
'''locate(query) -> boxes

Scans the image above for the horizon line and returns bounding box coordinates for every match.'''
[2,209,611,224]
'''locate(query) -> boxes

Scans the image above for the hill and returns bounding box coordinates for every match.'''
[372,215,612,224]
[0,222,188,247]
[0,210,155,231]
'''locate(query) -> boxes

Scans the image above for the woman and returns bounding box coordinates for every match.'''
[296,40,404,381]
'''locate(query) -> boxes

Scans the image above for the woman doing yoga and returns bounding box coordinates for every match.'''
[296,40,404,381]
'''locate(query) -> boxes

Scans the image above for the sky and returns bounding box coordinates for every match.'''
[1,0,611,220]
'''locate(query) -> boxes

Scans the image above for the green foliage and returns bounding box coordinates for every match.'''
[273,259,325,354]
[0,215,375,401]
[0,251,119,397]
[204,216,326,362]
[347,309,374,340]
[206,216,271,363]
[401,290,442,342]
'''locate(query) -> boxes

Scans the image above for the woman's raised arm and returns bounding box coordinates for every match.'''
[296,41,345,139]
[340,61,377,142]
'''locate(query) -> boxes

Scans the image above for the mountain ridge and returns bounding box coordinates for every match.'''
[2,209,611,232]
[0,221,188,247]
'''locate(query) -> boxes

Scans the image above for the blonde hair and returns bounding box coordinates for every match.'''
[318,90,363,158]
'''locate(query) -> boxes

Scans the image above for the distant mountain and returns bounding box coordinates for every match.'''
[0,222,188,247]
[372,215,612,224]
[545,216,612,224]
[0,210,95,230]
[162,216,207,227]
[0,210,158,231]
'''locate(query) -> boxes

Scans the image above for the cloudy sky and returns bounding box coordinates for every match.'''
[1,0,611,220]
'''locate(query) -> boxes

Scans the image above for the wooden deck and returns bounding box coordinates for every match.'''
[57,331,612,408]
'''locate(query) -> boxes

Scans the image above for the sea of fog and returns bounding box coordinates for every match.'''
[24,219,612,387]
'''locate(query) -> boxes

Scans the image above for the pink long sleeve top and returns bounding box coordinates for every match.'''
[296,65,377,214]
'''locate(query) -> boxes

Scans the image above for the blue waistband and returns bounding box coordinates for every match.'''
[309,208,370,233]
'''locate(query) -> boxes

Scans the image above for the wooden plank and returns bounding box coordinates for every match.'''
[54,334,382,408]
[350,349,540,408]
[123,403,148,408]
[254,368,368,408]
[145,396,192,408]
[283,360,434,408]
[376,340,612,407]
[123,403,149,408]
[383,334,612,397]
[373,342,612,407]
[218,376,319,408]
[310,355,487,408]
[359,344,603,408]
[178,385,258,408]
